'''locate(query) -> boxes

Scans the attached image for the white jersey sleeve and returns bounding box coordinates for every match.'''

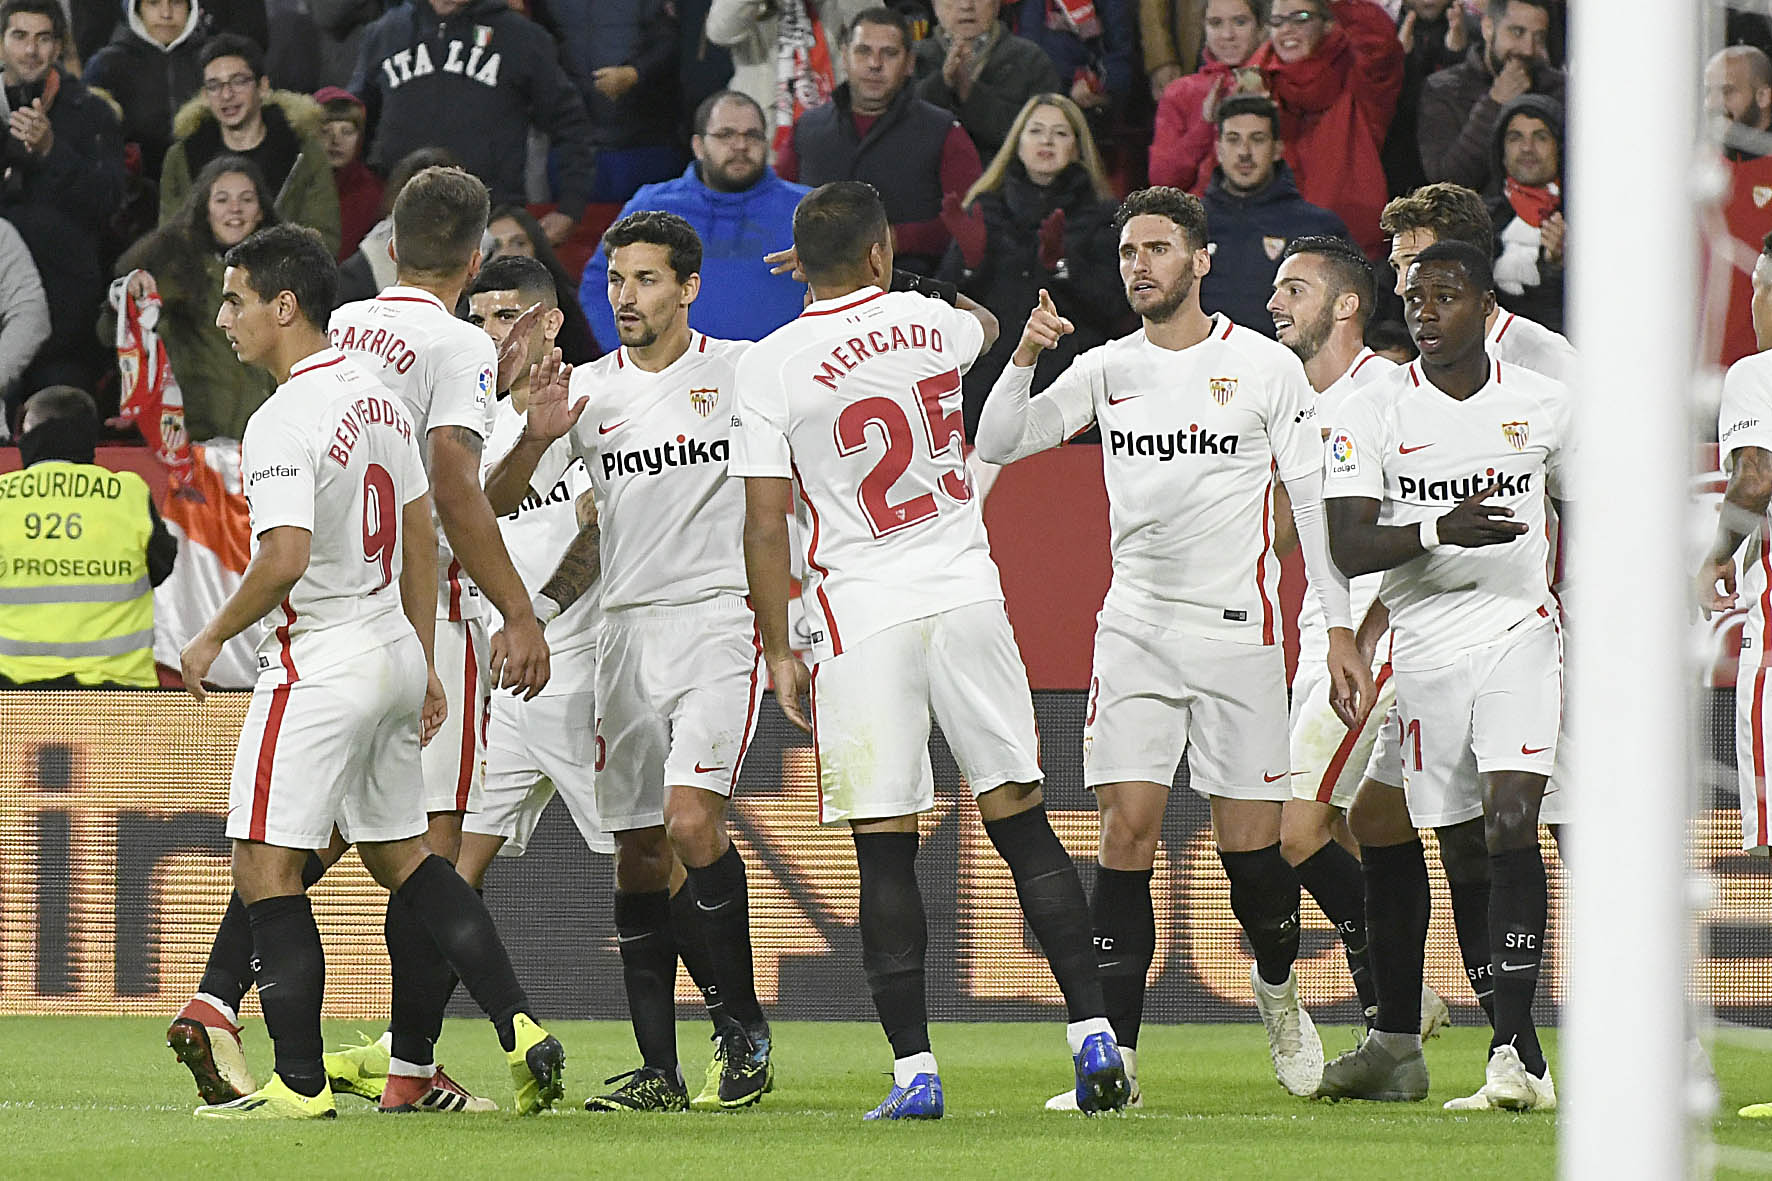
[1722,355,1772,461]
[730,345,794,479]
[243,410,317,536]
[425,329,497,438]
[1268,356,1322,483]
[1487,311,1577,385]
[1322,387,1389,502]
[973,352,1101,464]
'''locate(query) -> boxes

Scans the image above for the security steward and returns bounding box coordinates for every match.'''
[0,387,177,686]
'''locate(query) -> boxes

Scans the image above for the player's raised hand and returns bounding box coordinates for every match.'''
[1326,628,1375,730]
[1012,289,1074,368]
[179,631,221,701]
[420,667,448,746]
[1697,554,1740,620]
[522,347,585,443]
[764,245,806,281]
[494,303,543,392]
[492,612,551,699]
[769,652,813,733]
[1435,482,1530,548]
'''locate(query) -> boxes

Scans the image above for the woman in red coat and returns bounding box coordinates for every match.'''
[1248,0,1402,256]
[1148,0,1266,192]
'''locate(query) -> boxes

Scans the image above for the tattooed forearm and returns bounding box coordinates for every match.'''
[540,518,601,610]
[427,424,484,472]
[1713,445,1772,560]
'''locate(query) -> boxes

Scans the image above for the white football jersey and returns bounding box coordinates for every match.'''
[729,287,998,660]
[1323,359,1573,672]
[1487,310,1577,386]
[483,396,599,697]
[1005,314,1322,644]
[1297,348,1396,663]
[328,286,498,622]
[241,347,428,682]
[529,331,749,614]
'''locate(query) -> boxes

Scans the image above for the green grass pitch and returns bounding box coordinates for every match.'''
[3,1017,1770,1177]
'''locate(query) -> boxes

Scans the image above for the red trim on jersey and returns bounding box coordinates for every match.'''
[698,334,708,353]
[1754,666,1770,848]
[1493,360,1503,383]
[810,663,824,824]
[791,463,843,655]
[1219,318,1234,340]
[1316,661,1392,803]
[289,352,345,378]
[1408,364,1421,387]
[446,558,463,622]
[730,623,764,793]
[1494,313,1517,342]
[1254,465,1276,645]
[1350,351,1380,377]
[801,289,884,318]
[455,623,479,811]
[615,349,626,369]
[375,292,445,309]
[249,601,301,841]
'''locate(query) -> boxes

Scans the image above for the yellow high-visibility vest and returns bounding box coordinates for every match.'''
[0,461,156,686]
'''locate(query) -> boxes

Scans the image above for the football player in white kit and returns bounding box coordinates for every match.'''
[736,182,1126,1121]
[1698,231,1772,1121]
[177,226,564,1119]
[977,187,1370,1106]
[487,212,774,1113]
[1315,241,1569,1113]
[1267,235,1448,1040]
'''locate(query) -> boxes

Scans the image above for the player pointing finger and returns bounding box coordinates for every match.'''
[1012,289,1075,367]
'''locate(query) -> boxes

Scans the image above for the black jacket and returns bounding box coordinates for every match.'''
[1485,93,1565,333]
[1199,161,1350,337]
[351,0,598,218]
[912,29,1061,160]
[83,7,206,180]
[536,0,680,148]
[940,161,1127,440]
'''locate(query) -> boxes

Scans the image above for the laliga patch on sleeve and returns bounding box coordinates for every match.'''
[1328,428,1359,477]
[476,365,494,409]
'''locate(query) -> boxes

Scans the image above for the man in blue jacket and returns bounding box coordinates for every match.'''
[1199,95,1350,338]
[579,91,808,350]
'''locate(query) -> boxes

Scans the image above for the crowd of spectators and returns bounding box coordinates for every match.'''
[0,0,1691,449]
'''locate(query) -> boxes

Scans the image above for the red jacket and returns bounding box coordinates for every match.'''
[333,158,385,262]
[1248,0,1401,256]
[1149,55,1238,194]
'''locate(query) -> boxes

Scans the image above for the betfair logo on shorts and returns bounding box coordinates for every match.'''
[1107,425,1239,460]
[601,436,731,480]
[1397,468,1533,503]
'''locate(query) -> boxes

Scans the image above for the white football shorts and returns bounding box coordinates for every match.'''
[1738,662,1771,854]
[1083,608,1290,800]
[1290,655,1397,809]
[594,596,763,833]
[423,616,489,815]
[227,632,428,849]
[1390,613,1563,828]
[811,600,1042,825]
[465,689,613,855]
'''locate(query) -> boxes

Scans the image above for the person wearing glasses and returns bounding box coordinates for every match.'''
[158,34,342,256]
[579,91,810,349]
[1245,0,1402,259]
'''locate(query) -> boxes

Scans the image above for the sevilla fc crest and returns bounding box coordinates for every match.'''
[1209,377,1237,405]
[1502,420,1530,450]
[689,387,719,417]
[1262,235,1287,261]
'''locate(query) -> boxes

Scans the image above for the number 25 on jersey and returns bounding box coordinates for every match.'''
[835,370,970,538]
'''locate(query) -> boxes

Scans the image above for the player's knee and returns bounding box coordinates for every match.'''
[1278,804,1330,866]
[1435,818,1490,882]
[614,828,673,892]
[1098,807,1159,869]
[1347,784,1413,848]
[663,795,726,866]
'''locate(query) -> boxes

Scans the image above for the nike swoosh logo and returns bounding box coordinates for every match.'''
[1263,771,1289,782]
[693,762,727,774]
[1499,961,1536,973]
[598,420,628,435]
[1520,744,1551,756]
[1398,443,1434,454]
[1106,393,1144,405]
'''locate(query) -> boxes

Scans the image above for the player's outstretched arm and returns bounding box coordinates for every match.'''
[955,289,999,353]
[1700,445,1772,618]
[483,348,585,515]
[180,526,311,700]
[1327,483,1527,579]
[399,493,447,745]
[743,475,812,733]
[975,292,1091,465]
[428,425,552,698]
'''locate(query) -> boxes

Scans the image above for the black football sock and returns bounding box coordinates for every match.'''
[1091,865,1155,1050]
[202,853,326,1011]
[983,805,1104,1023]
[614,888,679,1072]
[245,893,327,1097]
[854,831,930,1059]
[1294,839,1377,1013]
[383,891,453,1067]
[683,844,766,1029]
[393,854,529,1052]
[1362,839,1429,1035]
[1447,873,1497,1026]
[1489,845,1549,1076]
[671,879,737,1035]
[1219,844,1302,987]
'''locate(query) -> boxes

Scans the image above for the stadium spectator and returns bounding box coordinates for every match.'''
[580,91,808,349]
[0,0,127,399]
[333,144,455,303]
[160,35,342,255]
[911,0,1060,161]
[1380,0,1479,197]
[1138,0,1204,101]
[1487,93,1561,333]
[704,0,872,145]
[1706,44,1772,161]
[1417,0,1563,193]
[0,385,177,688]
[0,216,48,432]
[74,0,266,66]
[540,0,684,204]
[1199,95,1349,336]
[940,93,1124,437]
[1365,314,1415,362]
[675,0,735,134]
[104,155,279,441]
[778,7,983,275]
[1148,0,1266,193]
[1011,0,1135,120]
[314,85,380,259]
[1246,0,1402,257]
[485,204,600,363]
[350,0,597,247]
[82,0,206,181]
